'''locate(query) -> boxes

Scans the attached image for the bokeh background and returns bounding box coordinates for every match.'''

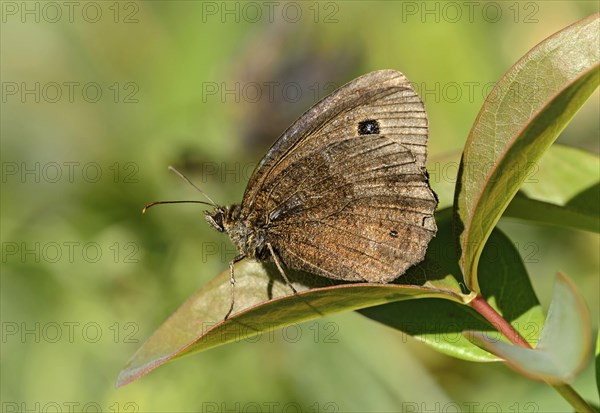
[2,1,599,412]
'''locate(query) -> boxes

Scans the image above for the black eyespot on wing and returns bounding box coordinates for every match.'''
[358,119,380,135]
[389,230,399,238]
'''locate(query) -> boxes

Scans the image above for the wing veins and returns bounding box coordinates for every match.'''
[265,138,408,222]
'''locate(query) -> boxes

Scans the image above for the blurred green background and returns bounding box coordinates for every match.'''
[2,1,598,412]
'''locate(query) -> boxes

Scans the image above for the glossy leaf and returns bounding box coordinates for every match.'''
[455,14,600,292]
[468,273,592,384]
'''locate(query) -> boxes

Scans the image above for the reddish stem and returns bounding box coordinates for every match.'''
[469,295,595,412]
[469,295,532,348]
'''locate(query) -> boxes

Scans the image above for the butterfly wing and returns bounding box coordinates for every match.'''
[241,70,437,282]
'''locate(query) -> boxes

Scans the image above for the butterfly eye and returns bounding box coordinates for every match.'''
[205,210,225,232]
[358,119,380,135]
[214,211,225,229]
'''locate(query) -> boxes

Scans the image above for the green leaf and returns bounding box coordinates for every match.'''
[596,329,600,400]
[467,273,592,384]
[504,145,599,232]
[360,209,545,362]
[116,211,472,387]
[519,144,600,206]
[455,14,600,292]
[505,192,599,233]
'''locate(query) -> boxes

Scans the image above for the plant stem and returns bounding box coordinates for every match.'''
[470,295,531,348]
[552,384,597,413]
[469,295,595,413]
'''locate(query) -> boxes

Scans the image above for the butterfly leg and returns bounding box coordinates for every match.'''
[224,254,245,320]
[266,242,297,294]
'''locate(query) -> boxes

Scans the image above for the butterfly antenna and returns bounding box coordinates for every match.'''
[167,165,219,207]
[142,200,215,214]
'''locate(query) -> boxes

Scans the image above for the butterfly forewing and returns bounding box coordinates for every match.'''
[242,70,429,210]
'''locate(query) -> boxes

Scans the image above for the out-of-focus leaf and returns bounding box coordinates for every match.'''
[519,144,599,206]
[505,191,599,233]
[468,273,592,384]
[596,330,600,398]
[504,145,599,232]
[427,151,462,211]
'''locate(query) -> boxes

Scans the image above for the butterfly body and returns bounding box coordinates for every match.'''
[205,70,438,286]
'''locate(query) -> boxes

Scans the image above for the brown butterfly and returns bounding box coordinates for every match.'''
[147,70,437,318]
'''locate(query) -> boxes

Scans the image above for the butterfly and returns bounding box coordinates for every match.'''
[208,69,437,315]
[146,70,437,318]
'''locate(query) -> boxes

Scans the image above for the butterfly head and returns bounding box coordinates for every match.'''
[204,204,241,233]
